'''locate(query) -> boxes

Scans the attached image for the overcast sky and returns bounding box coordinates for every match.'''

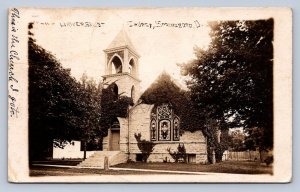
[32,9,211,90]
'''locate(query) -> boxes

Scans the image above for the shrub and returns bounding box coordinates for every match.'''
[134,133,156,162]
[264,156,273,166]
[167,143,187,163]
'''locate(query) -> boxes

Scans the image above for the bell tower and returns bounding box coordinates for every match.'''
[102,29,141,103]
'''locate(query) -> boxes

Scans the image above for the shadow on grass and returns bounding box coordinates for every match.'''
[31,160,83,166]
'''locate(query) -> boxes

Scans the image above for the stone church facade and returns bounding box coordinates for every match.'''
[102,30,207,164]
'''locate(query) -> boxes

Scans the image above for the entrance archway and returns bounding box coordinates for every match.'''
[110,118,120,151]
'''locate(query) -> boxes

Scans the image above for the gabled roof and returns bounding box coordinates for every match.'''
[139,71,187,105]
[145,70,186,92]
[105,29,138,54]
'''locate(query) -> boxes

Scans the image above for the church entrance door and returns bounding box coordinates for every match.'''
[110,130,120,151]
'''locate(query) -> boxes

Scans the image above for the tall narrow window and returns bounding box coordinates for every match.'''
[129,58,136,76]
[131,86,135,101]
[150,118,156,141]
[173,117,180,141]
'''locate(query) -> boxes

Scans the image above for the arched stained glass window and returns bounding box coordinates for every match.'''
[150,103,180,141]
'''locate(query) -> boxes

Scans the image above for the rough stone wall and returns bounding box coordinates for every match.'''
[128,103,153,142]
[128,104,208,164]
[118,117,129,153]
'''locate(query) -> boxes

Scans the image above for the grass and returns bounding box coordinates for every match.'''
[29,160,272,176]
[29,166,178,176]
[113,160,273,175]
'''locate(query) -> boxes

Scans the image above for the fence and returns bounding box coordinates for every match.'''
[223,150,260,161]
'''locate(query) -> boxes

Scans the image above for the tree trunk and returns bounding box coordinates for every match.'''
[215,146,224,163]
[207,144,214,164]
[214,129,229,163]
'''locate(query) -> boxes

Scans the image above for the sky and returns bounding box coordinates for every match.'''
[31,9,211,91]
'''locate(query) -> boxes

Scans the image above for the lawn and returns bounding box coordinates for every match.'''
[113,160,273,175]
[29,166,178,176]
[30,160,272,176]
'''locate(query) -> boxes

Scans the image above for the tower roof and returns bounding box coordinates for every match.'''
[105,29,138,54]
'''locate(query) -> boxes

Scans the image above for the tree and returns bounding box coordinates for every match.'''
[29,36,82,161]
[79,74,103,159]
[228,130,246,151]
[180,19,273,162]
[29,23,104,161]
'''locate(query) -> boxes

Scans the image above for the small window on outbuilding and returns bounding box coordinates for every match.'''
[188,154,196,163]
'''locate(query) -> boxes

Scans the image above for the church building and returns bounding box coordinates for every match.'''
[100,30,208,164]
